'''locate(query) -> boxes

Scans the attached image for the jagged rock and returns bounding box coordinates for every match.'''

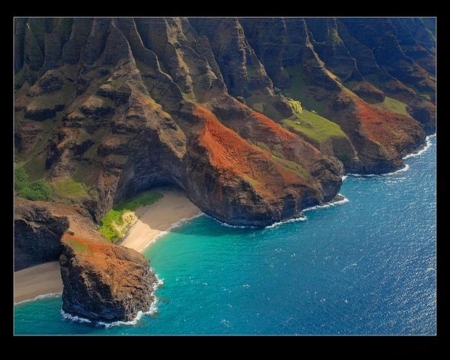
[60,234,157,322]
[191,17,273,97]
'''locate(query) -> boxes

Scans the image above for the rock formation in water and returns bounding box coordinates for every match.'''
[13,17,436,321]
[60,233,156,322]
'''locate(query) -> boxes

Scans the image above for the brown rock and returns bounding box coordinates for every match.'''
[60,234,157,322]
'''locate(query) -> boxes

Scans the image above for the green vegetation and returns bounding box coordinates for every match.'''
[14,167,28,190]
[287,98,303,115]
[52,179,89,200]
[373,96,408,115]
[99,209,126,242]
[282,109,347,145]
[283,65,329,115]
[14,166,53,201]
[99,191,163,243]
[272,156,309,179]
[62,236,90,254]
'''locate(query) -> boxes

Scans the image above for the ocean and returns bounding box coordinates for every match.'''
[13,135,437,336]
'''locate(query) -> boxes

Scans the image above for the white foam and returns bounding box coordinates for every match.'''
[61,272,164,328]
[403,134,435,160]
[347,164,410,178]
[390,164,410,175]
[303,194,350,213]
[346,134,435,178]
[61,310,92,324]
[264,216,307,229]
[15,291,62,305]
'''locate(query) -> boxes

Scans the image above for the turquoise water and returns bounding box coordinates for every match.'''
[14,135,437,335]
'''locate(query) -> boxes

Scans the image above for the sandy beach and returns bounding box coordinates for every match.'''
[14,188,201,304]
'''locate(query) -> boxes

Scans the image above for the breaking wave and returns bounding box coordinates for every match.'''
[265,216,308,229]
[403,134,435,160]
[303,194,350,213]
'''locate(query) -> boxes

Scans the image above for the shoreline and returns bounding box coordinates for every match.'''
[14,188,201,304]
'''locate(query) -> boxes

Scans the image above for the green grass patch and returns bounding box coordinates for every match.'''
[282,109,347,145]
[99,190,163,243]
[14,167,28,191]
[62,236,90,255]
[52,179,89,200]
[373,96,408,115]
[287,98,303,116]
[15,166,53,201]
[272,156,309,180]
[282,64,328,115]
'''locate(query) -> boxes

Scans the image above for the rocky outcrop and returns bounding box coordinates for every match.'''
[60,234,156,322]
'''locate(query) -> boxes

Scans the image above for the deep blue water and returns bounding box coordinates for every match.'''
[14,135,436,336]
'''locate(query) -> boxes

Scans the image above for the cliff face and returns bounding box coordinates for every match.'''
[14,17,435,228]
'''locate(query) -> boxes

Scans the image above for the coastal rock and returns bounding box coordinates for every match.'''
[60,234,157,323]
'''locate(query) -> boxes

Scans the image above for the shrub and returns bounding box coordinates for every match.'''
[14,167,28,191]
[17,179,53,201]
[15,166,53,201]
[99,191,163,243]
